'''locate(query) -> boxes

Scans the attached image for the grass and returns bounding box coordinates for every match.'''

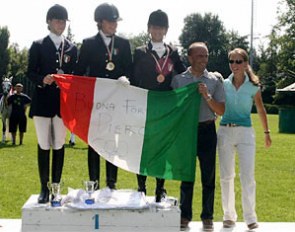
[0,114,294,222]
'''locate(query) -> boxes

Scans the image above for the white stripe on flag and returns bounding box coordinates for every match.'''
[88,78,148,173]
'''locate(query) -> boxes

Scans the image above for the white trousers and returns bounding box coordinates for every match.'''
[217,126,257,225]
[33,116,66,150]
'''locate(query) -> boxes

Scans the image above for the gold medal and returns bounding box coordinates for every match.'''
[106,62,115,71]
[57,69,64,74]
[157,74,165,83]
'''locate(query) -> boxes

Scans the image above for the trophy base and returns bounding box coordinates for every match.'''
[50,200,61,207]
[85,198,95,205]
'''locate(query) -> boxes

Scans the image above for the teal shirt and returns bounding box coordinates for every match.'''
[220,73,259,127]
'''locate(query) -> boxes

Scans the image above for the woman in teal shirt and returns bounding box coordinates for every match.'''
[217,48,272,230]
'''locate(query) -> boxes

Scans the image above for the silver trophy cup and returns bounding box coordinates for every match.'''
[47,182,62,207]
[83,180,98,205]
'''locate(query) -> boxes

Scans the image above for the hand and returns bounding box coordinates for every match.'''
[264,133,272,148]
[43,74,55,85]
[117,76,130,86]
[198,82,210,98]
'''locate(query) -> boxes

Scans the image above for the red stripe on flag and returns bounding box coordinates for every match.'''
[54,74,96,143]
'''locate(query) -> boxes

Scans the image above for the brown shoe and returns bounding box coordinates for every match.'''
[223,220,235,228]
[202,219,213,231]
[180,217,190,230]
[248,222,259,230]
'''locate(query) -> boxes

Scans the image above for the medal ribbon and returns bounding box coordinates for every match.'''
[104,36,115,62]
[150,46,170,75]
[57,37,65,69]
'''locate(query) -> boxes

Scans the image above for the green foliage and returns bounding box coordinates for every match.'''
[252,103,279,114]
[270,0,295,74]
[179,13,228,75]
[255,0,295,107]
[0,115,294,223]
[7,44,28,82]
[278,0,295,33]
[66,25,75,42]
[6,43,33,97]
[0,26,10,80]
[179,13,249,77]
[226,30,249,52]
[128,32,149,55]
[259,75,277,104]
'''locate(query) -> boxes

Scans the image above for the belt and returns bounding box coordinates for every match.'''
[199,120,214,126]
[220,123,241,127]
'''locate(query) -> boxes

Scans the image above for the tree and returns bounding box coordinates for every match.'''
[0,26,10,80]
[126,32,149,55]
[179,13,248,77]
[257,29,280,77]
[7,44,28,81]
[226,30,249,52]
[270,0,295,74]
[6,43,32,95]
[66,25,75,42]
[255,29,281,104]
[269,0,295,106]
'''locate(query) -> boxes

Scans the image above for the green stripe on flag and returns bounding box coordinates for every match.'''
[140,83,201,182]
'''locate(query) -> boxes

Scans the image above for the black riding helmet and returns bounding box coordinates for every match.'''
[94,3,121,22]
[46,4,68,22]
[148,10,169,28]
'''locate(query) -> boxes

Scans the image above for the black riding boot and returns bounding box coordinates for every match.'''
[88,146,100,190]
[137,174,147,195]
[37,145,50,203]
[155,178,167,202]
[52,146,65,183]
[106,161,117,189]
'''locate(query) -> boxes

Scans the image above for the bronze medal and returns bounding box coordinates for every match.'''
[157,74,165,83]
[57,69,64,74]
[106,62,115,71]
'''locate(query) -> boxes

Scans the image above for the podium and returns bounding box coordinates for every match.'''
[22,194,180,232]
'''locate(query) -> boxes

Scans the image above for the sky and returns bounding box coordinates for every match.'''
[0,0,281,49]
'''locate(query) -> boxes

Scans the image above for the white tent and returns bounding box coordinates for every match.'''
[276,82,295,92]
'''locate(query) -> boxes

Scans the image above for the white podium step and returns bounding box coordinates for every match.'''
[1,219,295,232]
[21,195,180,232]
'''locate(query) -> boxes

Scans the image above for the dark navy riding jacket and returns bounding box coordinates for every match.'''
[27,36,77,118]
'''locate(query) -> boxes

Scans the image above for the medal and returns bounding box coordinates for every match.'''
[103,34,116,71]
[157,74,165,83]
[63,54,71,63]
[57,69,64,74]
[106,62,115,71]
[150,45,170,84]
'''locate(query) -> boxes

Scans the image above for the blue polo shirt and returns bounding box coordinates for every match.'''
[171,68,225,122]
[220,73,259,127]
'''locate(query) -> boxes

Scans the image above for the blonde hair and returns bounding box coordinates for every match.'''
[228,48,260,86]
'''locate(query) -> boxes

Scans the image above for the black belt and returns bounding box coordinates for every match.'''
[220,123,241,127]
[199,120,214,126]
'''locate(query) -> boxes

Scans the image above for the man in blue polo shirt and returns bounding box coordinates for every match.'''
[171,42,225,231]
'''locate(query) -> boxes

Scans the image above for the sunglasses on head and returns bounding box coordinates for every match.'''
[229,60,244,64]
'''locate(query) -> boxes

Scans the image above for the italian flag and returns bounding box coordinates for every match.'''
[54,74,201,182]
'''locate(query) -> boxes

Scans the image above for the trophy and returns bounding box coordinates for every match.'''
[83,180,98,205]
[48,182,62,207]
